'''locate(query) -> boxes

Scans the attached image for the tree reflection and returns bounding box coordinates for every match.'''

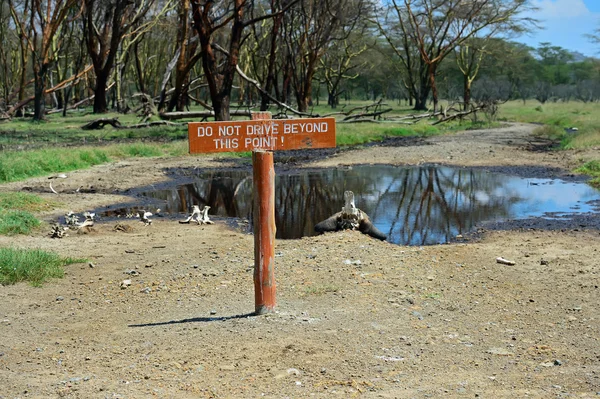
[140,165,529,245]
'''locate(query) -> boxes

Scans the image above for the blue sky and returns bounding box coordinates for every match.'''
[514,0,600,57]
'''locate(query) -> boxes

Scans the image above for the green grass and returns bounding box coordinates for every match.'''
[0,247,84,286]
[0,192,55,235]
[576,160,600,186]
[499,101,600,149]
[0,147,109,183]
[336,122,440,146]
[0,111,188,147]
[0,142,189,183]
[0,192,56,212]
[0,210,41,235]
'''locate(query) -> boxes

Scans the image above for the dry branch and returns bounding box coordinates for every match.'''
[7,65,94,117]
[159,110,252,120]
[127,120,183,128]
[432,106,483,125]
[234,65,312,117]
[342,108,392,121]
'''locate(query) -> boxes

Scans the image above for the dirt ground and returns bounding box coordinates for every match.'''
[1,123,600,398]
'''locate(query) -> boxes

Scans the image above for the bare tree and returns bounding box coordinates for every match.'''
[84,0,155,113]
[455,39,486,109]
[282,0,365,112]
[318,33,368,109]
[377,0,537,112]
[164,0,202,112]
[190,0,297,120]
[8,0,79,120]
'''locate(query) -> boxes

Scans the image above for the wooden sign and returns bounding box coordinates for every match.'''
[188,117,336,154]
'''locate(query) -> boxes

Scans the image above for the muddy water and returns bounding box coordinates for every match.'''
[103,165,600,246]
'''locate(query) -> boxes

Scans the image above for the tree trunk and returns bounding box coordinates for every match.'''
[93,71,110,113]
[32,63,48,120]
[260,11,282,111]
[133,41,146,94]
[463,77,472,111]
[212,94,230,121]
[414,83,429,111]
[429,65,438,113]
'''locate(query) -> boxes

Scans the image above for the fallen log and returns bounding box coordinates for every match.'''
[81,118,122,130]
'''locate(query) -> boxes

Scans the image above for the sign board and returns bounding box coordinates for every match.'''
[188,117,336,154]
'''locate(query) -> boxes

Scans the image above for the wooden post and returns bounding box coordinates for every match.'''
[187,113,335,314]
[252,150,276,314]
[252,111,276,314]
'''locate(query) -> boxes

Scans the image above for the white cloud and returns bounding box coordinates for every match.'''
[533,0,591,19]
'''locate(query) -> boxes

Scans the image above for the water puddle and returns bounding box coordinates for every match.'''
[100,165,600,246]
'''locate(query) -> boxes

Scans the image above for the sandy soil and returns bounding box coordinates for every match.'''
[1,123,600,398]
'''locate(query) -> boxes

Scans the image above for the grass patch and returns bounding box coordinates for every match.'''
[532,124,564,140]
[576,160,600,186]
[109,143,165,158]
[336,122,440,146]
[0,111,188,147]
[0,142,188,183]
[500,101,600,150]
[0,210,41,235]
[0,193,54,235]
[0,147,110,183]
[0,247,84,286]
[0,192,56,212]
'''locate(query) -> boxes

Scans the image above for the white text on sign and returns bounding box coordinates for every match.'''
[188,118,336,153]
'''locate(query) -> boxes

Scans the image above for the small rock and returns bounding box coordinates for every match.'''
[56,296,65,301]
[412,311,424,320]
[486,347,514,356]
[120,279,132,289]
[287,368,301,376]
[554,359,562,366]
[540,259,549,266]
[210,310,217,315]
[140,287,152,294]
[88,263,95,268]
[344,259,362,265]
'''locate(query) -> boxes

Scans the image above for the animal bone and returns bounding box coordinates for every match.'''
[315,190,386,240]
[64,211,80,226]
[138,210,153,226]
[180,205,213,225]
[49,224,69,238]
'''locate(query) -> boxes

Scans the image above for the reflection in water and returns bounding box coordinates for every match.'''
[134,165,600,246]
